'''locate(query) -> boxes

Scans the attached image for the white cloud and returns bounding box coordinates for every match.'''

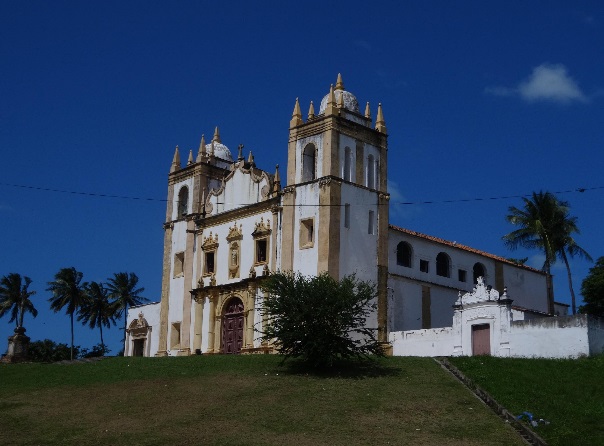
[388,180,417,221]
[486,63,588,104]
[519,64,587,103]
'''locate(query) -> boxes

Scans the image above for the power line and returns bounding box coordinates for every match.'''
[1,181,602,207]
[0,182,167,202]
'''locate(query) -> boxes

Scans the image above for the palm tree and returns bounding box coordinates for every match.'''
[503,191,591,314]
[106,272,147,343]
[0,273,38,330]
[78,281,117,351]
[47,267,89,360]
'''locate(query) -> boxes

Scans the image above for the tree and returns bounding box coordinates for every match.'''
[47,267,89,360]
[106,272,147,343]
[579,256,604,317]
[78,281,117,350]
[259,272,384,368]
[503,191,591,314]
[0,273,38,329]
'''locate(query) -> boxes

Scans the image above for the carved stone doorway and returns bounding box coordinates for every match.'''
[221,297,244,354]
[132,339,145,357]
[472,324,491,356]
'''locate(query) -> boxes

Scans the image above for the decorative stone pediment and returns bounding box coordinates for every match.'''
[455,277,501,305]
[202,232,219,251]
[127,312,150,338]
[252,217,271,238]
[226,222,243,241]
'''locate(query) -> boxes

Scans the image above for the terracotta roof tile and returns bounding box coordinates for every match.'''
[389,224,545,275]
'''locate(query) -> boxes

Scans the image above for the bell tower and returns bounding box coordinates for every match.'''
[281,74,390,342]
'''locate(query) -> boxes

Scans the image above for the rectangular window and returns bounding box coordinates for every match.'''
[204,251,215,275]
[458,269,467,282]
[420,260,429,273]
[300,218,314,248]
[368,210,375,235]
[173,252,185,277]
[256,239,268,264]
[344,203,350,228]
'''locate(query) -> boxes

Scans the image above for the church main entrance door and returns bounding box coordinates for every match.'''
[221,297,244,354]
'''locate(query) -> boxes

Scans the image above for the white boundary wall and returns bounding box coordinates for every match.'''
[389,279,604,359]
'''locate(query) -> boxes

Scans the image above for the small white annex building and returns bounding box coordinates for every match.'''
[126,75,570,358]
[390,278,604,358]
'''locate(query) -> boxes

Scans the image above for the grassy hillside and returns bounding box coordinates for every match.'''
[450,355,604,446]
[0,356,523,446]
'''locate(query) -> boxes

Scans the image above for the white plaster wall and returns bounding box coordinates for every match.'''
[172,179,194,220]
[167,221,187,327]
[292,183,320,276]
[209,167,270,215]
[431,286,458,329]
[509,316,592,358]
[295,135,324,183]
[389,327,455,356]
[339,184,379,282]
[388,277,423,331]
[502,263,549,313]
[125,302,161,357]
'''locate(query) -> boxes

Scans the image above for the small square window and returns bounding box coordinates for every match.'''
[458,269,467,282]
[204,251,215,275]
[173,252,185,277]
[256,239,268,264]
[420,260,429,273]
[300,218,314,249]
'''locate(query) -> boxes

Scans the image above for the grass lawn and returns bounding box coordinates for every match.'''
[0,355,524,446]
[450,355,604,446]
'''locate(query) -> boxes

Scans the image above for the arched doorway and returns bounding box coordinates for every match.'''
[221,297,244,354]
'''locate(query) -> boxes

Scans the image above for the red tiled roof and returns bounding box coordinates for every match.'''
[389,224,545,274]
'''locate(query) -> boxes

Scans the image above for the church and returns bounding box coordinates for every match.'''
[124,75,554,358]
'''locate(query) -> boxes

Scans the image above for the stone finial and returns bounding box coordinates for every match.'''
[307,101,315,120]
[209,141,215,159]
[290,97,303,127]
[187,149,194,165]
[365,102,371,119]
[170,145,181,173]
[375,103,387,134]
[324,84,337,115]
[247,150,255,166]
[249,266,257,279]
[197,134,207,162]
[238,144,244,161]
[335,73,345,91]
[213,126,221,143]
[210,273,216,286]
[272,164,281,194]
[262,264,270,276]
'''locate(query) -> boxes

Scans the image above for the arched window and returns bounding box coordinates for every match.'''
[177,186,189,217]
[473,262,486,284]
[436,252,451,278]
[367,154,375,189]
[396,242,413,267]
[343,147,352,181]
[302,144,316,182]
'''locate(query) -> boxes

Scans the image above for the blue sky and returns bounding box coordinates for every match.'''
[1,1,603,354]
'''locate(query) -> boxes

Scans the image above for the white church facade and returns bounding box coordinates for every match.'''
[125,75,561,358]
